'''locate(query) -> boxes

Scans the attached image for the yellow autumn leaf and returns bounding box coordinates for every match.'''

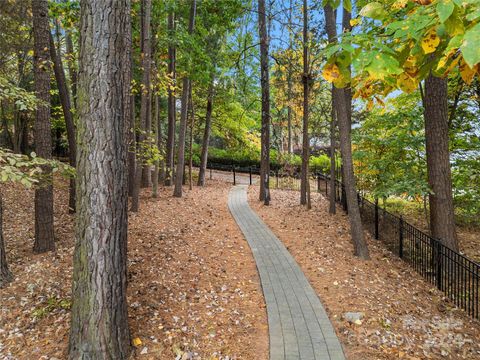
[396,72,418,93]
[132,337,142,347]
[421,30,440,54]
[459,60,476,84]
[322,63,341,83]
[350,18,361,27]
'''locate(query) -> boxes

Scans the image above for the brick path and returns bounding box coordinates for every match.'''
[228,185,345,360]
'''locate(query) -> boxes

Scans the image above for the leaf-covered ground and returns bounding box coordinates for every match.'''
[248,187,480,360]
[0,179,268,359]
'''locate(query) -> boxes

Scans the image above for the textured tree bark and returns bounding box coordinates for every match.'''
[68,1,131,358]
[49,31,76,213]
[140,0,152,188]
[300,0,310,207]
[198,78,214,186]
[258,0,270,205]
[424,75,458,251]
[32,0,55,253]
[324,4,369,259]
[165,11,176,186]
[173,0,196,198]
[0,192,13,288]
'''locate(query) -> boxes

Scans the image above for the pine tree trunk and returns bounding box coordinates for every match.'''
[300,0,309,206]
[49,31,76,213]
[68,1,131,358]
[165,11,176,186]
[258,0,270,205]
[32,0,55,253]
[424,75,458,251]
[198,78,214,186]
[0,191,13,288]
[324,4,369,260]
[173,0,196,198]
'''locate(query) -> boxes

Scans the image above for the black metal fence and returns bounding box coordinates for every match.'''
[315,172,480,320]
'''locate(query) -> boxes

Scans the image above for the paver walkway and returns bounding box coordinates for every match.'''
[228,185,345,360]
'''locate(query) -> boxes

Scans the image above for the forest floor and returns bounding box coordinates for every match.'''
[0,178,268,360]
[249,187,480,360]
[1,176,480,360]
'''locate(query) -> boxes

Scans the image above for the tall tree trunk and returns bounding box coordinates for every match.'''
[131,0,152,211]
[329,85,336,214]
[125,8,135,198]
[324,4,369,259]
[300,0,310,206]
[173,0,196,198]
[68,0,131,358]
[198,78,214,186]
[165,11,176,186]
[152,95,160,198]
[0,191,13,288]
[140,0,152,188]
[65,31,77,109]
[424,75,458,251]
[32,0,55,253]
[49,31,76,213]
[188,89,194,191]
[258,0,270,205]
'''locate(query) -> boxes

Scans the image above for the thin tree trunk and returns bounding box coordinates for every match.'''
[65,31,77,109]
[188,89,194,191]
[68,0,131,357]
[126,9,135,198]
[0,191,13,288]
[152,95,160,198]
[49,31,76,213]
[424,75,458,251]
[198,78,214,186]
[32,0,54,253]
[140,0,152,188]
[300,0,309,206]
[329,85,336,214]
[324,4,369,259]
[173,0,196,198]
[258,0,270,205]
[165,11,176,186]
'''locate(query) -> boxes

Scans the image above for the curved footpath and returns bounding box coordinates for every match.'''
[228,185,345,360]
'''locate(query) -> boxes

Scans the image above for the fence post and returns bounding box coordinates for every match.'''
[275,170,279,189]
[317,175,321,193]
[399,216,404,258]
[233,165,236,185]
[374,198,379,240]
[210,167,212,180]
[249,167,252,185]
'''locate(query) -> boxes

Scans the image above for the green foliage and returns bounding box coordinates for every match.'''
[353,92,429,200]
[0,76,40,112]
[0,148,75,188]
